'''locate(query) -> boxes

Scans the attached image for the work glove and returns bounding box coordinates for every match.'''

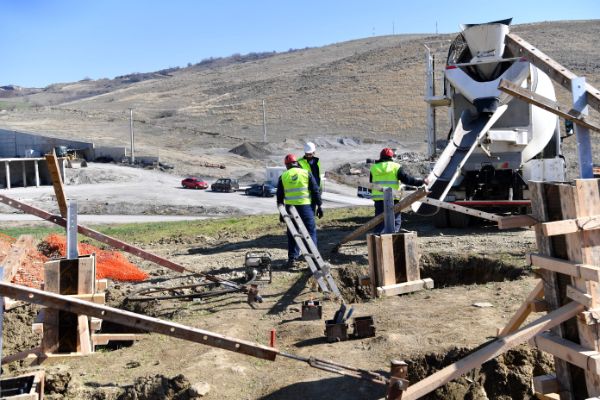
[316,206,324,219]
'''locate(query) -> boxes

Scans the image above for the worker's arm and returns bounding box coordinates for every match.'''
[397,168,424,187]
[308,173,322,207]
[276,177,285,204]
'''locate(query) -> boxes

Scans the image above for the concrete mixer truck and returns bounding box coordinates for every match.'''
[420,19,566,227]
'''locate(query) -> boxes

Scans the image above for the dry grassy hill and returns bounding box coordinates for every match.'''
[0,20,598,166]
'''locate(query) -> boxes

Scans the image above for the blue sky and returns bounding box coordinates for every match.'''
[1,0,598,87]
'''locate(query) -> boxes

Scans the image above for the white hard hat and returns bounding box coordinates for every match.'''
[304,142,316,154]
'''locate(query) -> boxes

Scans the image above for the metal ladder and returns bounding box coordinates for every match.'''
[277,204,340,297]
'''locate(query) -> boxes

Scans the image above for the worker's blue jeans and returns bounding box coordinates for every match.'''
[286,204,317,261]
[373,200,401,234]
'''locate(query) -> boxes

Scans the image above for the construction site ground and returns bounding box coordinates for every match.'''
[1,201,550,399]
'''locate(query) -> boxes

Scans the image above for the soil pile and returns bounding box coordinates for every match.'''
[0,234,47,289]
[40,234,148,282]
[229,142,271,159]
[117,374,194,400]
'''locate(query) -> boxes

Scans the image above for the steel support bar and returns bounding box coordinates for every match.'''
[0,282,277,361]
[498,79,600,133]
[332,187,428,252]
[66,200,79,260]
[572,77,594,178]
[420,196,502,222]
[505,33,600,114]
[0,194,242,290]
[383,188,395,234]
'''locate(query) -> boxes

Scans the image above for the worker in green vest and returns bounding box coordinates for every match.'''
[370,147,428,233]
[277,154,323,267]
[298,142,323,200]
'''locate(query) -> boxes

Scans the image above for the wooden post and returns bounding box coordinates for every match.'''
[45,150,67,217]
[530,181,576,399]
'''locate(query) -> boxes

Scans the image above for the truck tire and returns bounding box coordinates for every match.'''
[433,209,449,228]
[448,210,470,228]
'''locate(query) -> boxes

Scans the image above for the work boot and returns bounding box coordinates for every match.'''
[286,258,300,269]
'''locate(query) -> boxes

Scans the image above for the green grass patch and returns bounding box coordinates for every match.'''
[0,206,372,245]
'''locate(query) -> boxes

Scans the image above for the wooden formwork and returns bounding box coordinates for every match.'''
[367,232,433,298]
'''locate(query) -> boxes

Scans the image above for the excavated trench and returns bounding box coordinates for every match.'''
[420,252,529,287]
[406,345,553,400]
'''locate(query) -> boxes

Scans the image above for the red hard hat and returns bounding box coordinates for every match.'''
[284,154,297,164]
[380,148,394,158]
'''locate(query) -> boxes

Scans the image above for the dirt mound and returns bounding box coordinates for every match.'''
[407,345,553,399]
[229,142,271,159]
[0,234,47,289]
[40,234,148,282]
[117,374,193,400]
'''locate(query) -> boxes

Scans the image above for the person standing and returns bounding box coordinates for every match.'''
[370,148,428,233]
[277,154,323,267]
[298,142,323,192]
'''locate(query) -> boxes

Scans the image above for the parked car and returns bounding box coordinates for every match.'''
[357,186,372,199]
[181,177,208,189]
[211,178,239,192]
[245,183,277,197]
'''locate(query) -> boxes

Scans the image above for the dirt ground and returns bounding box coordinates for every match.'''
[1,210,548,400]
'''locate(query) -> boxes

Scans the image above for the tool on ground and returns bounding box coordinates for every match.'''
[277,204,340,297]
[301,299,322,320]
[244,251,272,283]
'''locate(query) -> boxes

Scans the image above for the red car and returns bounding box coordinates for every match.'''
[181,177,208,189]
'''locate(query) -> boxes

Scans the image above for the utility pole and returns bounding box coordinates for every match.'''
[392,22,395,35]
[129,108,135,164]
[262,99,267,143]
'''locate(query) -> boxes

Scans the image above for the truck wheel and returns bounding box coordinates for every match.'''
[448,211,470,228]
[433,209,449,228]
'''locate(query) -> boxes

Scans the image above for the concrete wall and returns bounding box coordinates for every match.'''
[94,146,127,161]
[0,129,94,159]
[0,159,52,189]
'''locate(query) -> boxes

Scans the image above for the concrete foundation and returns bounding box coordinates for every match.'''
[0,129,94,159]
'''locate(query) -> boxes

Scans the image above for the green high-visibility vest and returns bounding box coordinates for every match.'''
[370,161,401,201]
[298,157,323,190]
[282,168,311,205]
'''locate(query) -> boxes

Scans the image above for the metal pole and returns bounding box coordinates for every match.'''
[129,108,135,165]
[571,77,593,178]
[66,200,79,260]
[0,266,4,378]
[383,188,395,234]
[262,100,267,143]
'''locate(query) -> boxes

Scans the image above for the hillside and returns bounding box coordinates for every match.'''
[0,20,598,168]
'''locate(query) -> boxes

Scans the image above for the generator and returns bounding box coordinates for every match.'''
[244,251,272,283]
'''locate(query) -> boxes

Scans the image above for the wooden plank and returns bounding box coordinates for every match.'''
[536,393,561,400]
[70,293,106,304]
[505,33,600,114]
[531,332,600,374]
[400,232,420,282]
[498,214,538,230]
[567,285,593,308]
[2,235,35,282]
[77,314,92,354]
[96,279,108,292]
[529,253,600,282]
[91,333,144,346]
[420,196,502,222]
[401,301,584,400]
[533,374,559,395]
[78,255,96,294]
[45,152,68,217]
[376,278,434,297]
[498,79,600,133]
[41,308,59,353]
[0,282,279,361]
[332,187,428,251]
[367,234,378,297]
[90,317,102,332]
[1,347,42,365]
[499,280,544,336]
[378,234,396,286]
[542,215,600,236]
